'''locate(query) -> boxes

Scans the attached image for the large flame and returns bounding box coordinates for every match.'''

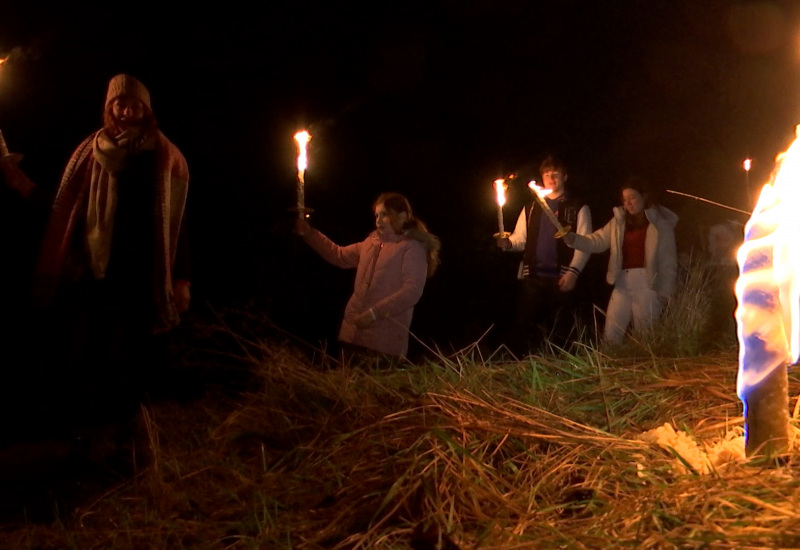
[494,178,507,207]
[294,130,311,182]
[528,180,553,198]
[735,127,800,399]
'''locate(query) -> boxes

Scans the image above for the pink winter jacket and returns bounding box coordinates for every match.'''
[303,228,428,357]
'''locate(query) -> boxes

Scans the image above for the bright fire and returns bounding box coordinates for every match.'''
[735,127,800,399]
[293,131,311,181]
[528,180,553,198]
[494,178,507,207]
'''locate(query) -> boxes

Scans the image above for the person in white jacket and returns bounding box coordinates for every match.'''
[564,179,678,344]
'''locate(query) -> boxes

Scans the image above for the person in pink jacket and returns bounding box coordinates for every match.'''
[296,192,440,364]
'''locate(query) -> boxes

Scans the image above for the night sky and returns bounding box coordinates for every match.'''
[2,1,800,355]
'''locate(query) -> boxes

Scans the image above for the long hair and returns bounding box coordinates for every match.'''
[374,192,440,277]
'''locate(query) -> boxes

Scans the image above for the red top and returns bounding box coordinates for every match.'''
[622,222,648,269]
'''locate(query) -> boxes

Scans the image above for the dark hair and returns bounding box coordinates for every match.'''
[374,192,440,277]
[539,154,567,177]
[620,176,654,208]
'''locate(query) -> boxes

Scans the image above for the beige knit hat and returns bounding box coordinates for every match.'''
[105,74,152,111]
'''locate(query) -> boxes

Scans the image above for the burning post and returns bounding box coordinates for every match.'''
[735,129,800,457]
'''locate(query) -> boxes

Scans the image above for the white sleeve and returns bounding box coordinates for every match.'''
[507,207,528,252]
[567,204,592,274]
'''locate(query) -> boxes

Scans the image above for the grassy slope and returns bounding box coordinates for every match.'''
[2,333,799,549]
[5,264,800,549]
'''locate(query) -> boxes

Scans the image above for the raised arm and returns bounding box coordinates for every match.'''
[299,223,363,269]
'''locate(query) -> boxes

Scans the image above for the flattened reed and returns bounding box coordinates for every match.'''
[2,332,800,549]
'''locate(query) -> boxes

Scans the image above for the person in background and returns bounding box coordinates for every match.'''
[496,154,592,353]
[295,192,440,366]
[35,74,191,419]
[704,221,742,344]
[563,178,678,344]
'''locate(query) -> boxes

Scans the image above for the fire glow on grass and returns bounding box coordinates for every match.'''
[735,126,800,456]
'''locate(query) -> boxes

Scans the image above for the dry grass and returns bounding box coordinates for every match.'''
[3,321,800,550]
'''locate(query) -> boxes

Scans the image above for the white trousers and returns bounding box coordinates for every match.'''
[604,268,663,344]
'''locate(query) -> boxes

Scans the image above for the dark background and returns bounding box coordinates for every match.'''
[2,1,800,357]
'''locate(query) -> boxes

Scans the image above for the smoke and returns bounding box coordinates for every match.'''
[1,45,41,65]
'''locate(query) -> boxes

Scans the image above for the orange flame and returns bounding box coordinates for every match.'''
[528,180,553,198]
[494,178,507,207]
[293,130,311,182]
[735,128,800,399]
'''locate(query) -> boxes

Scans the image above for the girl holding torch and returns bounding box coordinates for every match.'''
[563,178,678,344]
[295,192,440,366]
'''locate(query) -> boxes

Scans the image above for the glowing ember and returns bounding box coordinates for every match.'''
[735,127,800,456]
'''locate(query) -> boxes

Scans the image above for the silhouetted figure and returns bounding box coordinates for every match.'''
[704,221,741,345]
[35,74,191,423]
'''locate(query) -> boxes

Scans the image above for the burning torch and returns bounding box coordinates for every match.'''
[743,158,753,208]
[293,130,312,221]
[528,181,571,238]
[493,178,510,239]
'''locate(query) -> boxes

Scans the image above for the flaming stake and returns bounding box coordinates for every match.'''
[293,130,311,221]
[528,181,570,238]
[493,178,509,239]
[735,130,800,457]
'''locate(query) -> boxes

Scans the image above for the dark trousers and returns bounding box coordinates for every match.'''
[511,276,580,356]
[42,279,166,427]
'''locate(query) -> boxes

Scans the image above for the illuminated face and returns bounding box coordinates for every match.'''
[622,188,647,216]
[374,203,407,236]
[541,169,566,198]
[111,97,146,127]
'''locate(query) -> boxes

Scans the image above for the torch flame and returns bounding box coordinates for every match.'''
[735,127,800,399]
[294,130,311,181]
[528,180,553,198]
[494,178,507,207]
[743,158,752,172]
